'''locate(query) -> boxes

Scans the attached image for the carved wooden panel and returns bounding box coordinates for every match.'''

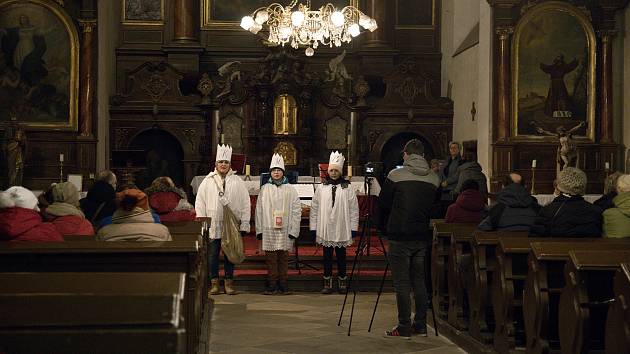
[325,116,348,150]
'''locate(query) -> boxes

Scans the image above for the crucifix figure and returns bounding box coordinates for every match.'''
[531,120,585,173]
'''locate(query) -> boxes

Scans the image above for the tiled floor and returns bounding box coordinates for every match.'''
[208,292,466,354]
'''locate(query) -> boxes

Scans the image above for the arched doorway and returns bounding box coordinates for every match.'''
[129,129,185,189]
[380,132,434,176]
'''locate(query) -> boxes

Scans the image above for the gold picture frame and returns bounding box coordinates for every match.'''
[122,0,164,26]
[0,0,79,131]
[201,0,359,30]
[511,1,596,141]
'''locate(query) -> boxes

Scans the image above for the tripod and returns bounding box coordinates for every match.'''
[288,234,318,274]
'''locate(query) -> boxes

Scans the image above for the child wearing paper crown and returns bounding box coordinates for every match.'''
[195,144,251,296]
[310,151,359,294]
[255,153,302,295]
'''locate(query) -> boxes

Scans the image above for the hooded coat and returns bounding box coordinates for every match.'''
[44,182,94,236]
[530,194,603,237]
[379,154,440,241]
[454,162,488,200]
[478,183,538,232]
[603,192,630,238]
[445,189,486,224]
[96,207,171,241]
[0,207,63,242]
[145,185,196,222]
[80,181,117,225]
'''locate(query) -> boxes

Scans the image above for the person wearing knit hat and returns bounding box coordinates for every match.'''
[43,182,94,236]
[255,153,301,295]
[531,167,603,237]
[195,144,251,296]
[96,188,171,241]
[310,151,359,294]
[603,174,630,238]
[145,176,196,223]
[0,186,63,242]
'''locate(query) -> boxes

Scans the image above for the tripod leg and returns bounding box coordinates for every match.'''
[294,243,301,275]
[431,300,439,336]
[348,240,366,336]
[337,219,369,327]
[368,261,389,332]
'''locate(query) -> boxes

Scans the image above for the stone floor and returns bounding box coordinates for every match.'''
[208,292,466,354]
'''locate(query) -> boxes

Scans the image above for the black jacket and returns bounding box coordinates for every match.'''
[530,194,603,237]
[478,183,538,232]
[454,161,488,200]
[594,191,617,211]
[79,181,117,225]
[379,155,440,241]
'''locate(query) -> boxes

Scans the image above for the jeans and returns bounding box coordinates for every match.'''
[388,240,428,331]
[209,239,234,279]
[323,246,347,277]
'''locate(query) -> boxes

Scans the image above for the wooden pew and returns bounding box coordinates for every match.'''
[558,250,630,354]
[163,220,202,235]
[0,241,204,354]
[446,224,480,329]
[468,231,528,343]
[431,222,477,319]
[0,272,186,354]
[523,240,630,354]
[605,262,630,354]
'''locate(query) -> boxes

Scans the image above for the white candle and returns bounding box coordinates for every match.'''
[245,164,251,176]
[347,134,351,145]
[605,162,610,170]
[531,159,536,168]
[347,165,352,177]
[59,153,64,162]
[220,134,225,144]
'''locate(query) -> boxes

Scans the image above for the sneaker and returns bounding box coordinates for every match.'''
[384,326,411,339]
[277,282,292,295]
[412,326,428,337]
[321,276,333,294]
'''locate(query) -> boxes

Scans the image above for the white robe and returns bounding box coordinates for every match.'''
[194,170,251,239]
[310,183,359,248]
[255,182,301,251]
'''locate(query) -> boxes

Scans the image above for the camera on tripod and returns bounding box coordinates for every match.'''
[364,162,375,177]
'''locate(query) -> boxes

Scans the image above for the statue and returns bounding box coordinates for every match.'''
[326,50,352,97]
[216,61,241,99]
[532,121,585,173]
[540,54,579,118]
[3,113,27,186]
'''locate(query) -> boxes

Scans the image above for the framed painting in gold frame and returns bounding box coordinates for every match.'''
[511,1,595,141]
[122,0,164,25]
[0,0,79,130]
[201,0,359,30]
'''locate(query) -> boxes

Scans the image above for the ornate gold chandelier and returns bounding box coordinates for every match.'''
[240,0,377,56]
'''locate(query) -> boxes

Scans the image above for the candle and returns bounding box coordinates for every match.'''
[605,162,610,170]
[59,153,64,162]
[347,134,351,145]
[220,134,225,144]
[347,165,352,177]
[531,159,536,168]
[246,164,251,176]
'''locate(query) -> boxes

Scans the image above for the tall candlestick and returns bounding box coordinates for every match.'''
[531,159,536,168]
[60,153,64,162]
[245,164,251,176]
[605,162,610,170]
[530,166,536,195]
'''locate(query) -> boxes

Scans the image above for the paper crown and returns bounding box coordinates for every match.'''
[216,144,233,162]
[270,153,285,171]
[328,151,345,172]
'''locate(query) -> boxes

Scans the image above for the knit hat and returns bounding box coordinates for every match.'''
[116,189,149,211]
[557,167,587,196]
[0,186,39,211]
[328,151,345,173]
[617,174,630,193]
[51,182,81,206]
[269,153,285,171]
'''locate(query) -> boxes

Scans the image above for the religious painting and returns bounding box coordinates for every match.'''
[0,0,78,130]
[325,116,347,150]
[274,141,297,166]
[396,0,435,28]
[201,0,358,29]
[122,0,164,25]
[221,114,243,151]
[273,94,297,135]
[512,2,595,140]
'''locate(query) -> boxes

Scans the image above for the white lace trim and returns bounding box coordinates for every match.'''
[317,238,353,248]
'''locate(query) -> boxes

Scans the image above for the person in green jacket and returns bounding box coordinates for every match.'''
[603,174,630,238]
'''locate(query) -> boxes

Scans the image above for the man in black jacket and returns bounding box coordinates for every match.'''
[379,139,440,338]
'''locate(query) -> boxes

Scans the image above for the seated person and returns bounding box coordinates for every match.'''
[478,173,538,232]
[80,170,118,226]
[145,176,196,222]
[594,171,622,211]
[96,189,172,241]
[43,182,94,236]
[531,167,602,237]
[98,183,161,228]
[453,159,488,201]
[445,179,486,223]
[603,174,630,238]
[0,186,63,242]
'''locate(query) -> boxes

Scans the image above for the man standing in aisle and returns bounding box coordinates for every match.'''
[379,139,440,338]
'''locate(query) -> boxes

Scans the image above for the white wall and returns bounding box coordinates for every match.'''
[623,6,630,171]
[96,1,119,172]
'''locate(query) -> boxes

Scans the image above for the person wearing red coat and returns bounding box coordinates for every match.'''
[145,177,196,222]
[0,186,63,242]
[43,182,94,236]
[445,179,486,224]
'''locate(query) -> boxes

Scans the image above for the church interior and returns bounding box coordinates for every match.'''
[2,0,630,353]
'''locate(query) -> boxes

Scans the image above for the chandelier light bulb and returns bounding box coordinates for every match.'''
[359,14,371,28]
[331,11,345,27]
[291,11,305,27]
[240,16,254,30]
[255,10,269,24]
[305,47,314,56]
[250,21,262,34]
[348,23,360,37]
[279,25,292,40]
[367,19,378,31]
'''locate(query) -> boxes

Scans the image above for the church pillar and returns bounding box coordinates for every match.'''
[495,27,513,142]
[364,0,388,48]
[599,30,616,143]
[78,19,97,138]
[173,0,196,42]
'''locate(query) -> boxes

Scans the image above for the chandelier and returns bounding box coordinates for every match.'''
[240,0,377,56]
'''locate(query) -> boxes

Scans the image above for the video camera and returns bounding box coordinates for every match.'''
[364,162,375,177]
